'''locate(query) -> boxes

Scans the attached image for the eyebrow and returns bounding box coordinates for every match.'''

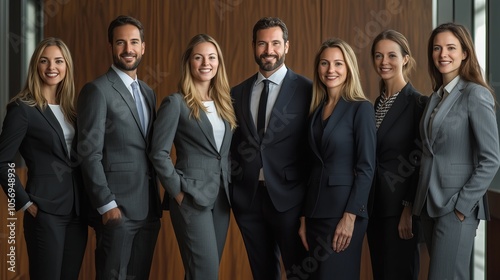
[40,56,64,60]
[193,53,217,56]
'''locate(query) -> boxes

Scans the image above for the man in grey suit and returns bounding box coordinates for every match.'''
[77,15,161,280]
[230,17,312,280]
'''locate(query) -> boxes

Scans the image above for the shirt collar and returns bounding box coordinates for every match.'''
[256,64,288,86]
[439,75,461,97]
[111,64,138,88]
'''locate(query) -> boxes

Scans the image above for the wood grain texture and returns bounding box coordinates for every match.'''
[322,0,433,101]
[0,0,432,279]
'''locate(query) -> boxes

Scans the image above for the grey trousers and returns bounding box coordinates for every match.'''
[421,206,479,280]
[169,187,230,280]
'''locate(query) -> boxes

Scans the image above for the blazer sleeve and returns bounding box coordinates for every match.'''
[456,87,500,216]
[77,82,115,209]
[346,101,377,218]
[0,102,31,210]
[149,94,183,198]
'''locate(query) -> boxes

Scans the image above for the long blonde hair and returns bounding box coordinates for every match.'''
[11,37,76,125]
[310,38,367,114]
[179,34,236,130]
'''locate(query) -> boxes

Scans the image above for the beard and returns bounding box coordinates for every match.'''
[113,52,142,71]
[254,53,285,72]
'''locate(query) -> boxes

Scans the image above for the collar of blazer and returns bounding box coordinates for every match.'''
[308,98,350,160]
[423,78,467,148]
[375,83,413,143]
[242,68,299,143]
[36,105,70,158]
[196,105,230,153]
[106,68,151,139]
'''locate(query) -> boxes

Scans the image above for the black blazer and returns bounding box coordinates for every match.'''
[230,68,312,212]
[304,99,376,219]
[0,100,83,215]
[369,83,428,217]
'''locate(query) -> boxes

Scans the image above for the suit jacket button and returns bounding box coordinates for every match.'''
[217,156,221,160]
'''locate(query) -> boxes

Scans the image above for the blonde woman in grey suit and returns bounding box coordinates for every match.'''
[150,34,236,280]
[413,22,500,280]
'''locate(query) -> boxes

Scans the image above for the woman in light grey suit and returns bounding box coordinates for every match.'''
[150,34,236,280]
[413,23,500,280]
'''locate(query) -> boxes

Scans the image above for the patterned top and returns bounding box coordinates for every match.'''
[375,92,399,129]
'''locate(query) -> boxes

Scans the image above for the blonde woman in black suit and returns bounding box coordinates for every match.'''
[299,38,376,280]
[150,34,236,280]
[0,37,87,280]
[367,30,428,280]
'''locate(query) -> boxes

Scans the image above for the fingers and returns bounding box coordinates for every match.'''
[398,228,414,240]
[332,232,352,253]
[298,217,309,251]
[27,204,38,217]
[299,231,309,251]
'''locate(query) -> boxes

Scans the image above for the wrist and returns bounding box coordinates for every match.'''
[402,200,413,207]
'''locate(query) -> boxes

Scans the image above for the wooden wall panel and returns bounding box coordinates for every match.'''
[0,0,432,279]
[322,0,433,101]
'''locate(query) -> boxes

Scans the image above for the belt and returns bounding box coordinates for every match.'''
[258,180,266,187]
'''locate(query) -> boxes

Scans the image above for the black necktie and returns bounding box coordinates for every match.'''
[257,79,270,140]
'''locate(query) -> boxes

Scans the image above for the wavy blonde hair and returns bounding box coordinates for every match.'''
[11,37,76,125]
[310,38,367,114]
[179,34,236,130]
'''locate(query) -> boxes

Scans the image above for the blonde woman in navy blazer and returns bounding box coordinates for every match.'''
[413,23,500,279]
[150,34,236,280]
[0,38,87,280]
[299,38,376,280]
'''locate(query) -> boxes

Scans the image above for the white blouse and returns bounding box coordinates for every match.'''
[203,101,225,151]
[48,104,75,156]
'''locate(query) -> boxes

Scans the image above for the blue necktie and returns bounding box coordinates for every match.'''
[131,81,146,133]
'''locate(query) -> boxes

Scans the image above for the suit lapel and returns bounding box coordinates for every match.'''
[107,69,146,139]
[197,109,218,151]
[429,79,465,146]
[308,104,323,160]
[219,119,231,153]
[264,70,296,139]
[36,106,69,158]
[321,98,349,152]
[376,90,410,143]
[421,91,440,151]
[241,74,259,142]
[138,80,155,135]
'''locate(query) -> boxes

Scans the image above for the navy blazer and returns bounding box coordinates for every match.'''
[230,68,312,212]
[369,83,428,217]
[0,100,83,215]
[304,98,376,219]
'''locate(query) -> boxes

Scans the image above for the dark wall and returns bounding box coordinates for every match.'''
[0,1,433,279]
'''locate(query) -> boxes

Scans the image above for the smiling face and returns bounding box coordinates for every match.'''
[190,42,219,84]
[110,24,145,77]
[253,26,289,77]
[432,31,467,84]
[37,45,67,88]
[373,39,408,83]
[318,47,347,93]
